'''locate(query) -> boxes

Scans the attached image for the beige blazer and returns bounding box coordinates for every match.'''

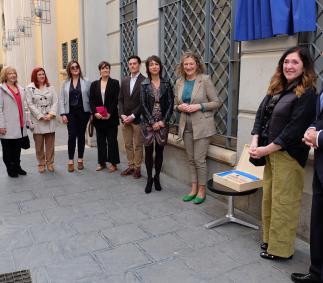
[174,74,220,140]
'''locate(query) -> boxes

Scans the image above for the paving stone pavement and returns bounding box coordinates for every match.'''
[0,125,311,282]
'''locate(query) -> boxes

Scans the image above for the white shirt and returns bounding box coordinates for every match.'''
[129,72,140,95]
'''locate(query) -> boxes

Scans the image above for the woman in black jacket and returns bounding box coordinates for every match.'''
[140,55,174,193]
[89,61,120,172]
[249,46,317,260]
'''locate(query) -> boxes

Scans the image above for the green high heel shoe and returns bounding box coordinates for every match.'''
[193,196,206,204]
[182,194,197,202]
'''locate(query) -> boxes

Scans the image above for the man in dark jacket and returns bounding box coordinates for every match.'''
[292,83,323,283]
[118,56,145,178]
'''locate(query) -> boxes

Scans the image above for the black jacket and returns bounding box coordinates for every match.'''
[252,87,316,167]
[311,84,323,183]
[140,78,174,125]
[89,78,120,128]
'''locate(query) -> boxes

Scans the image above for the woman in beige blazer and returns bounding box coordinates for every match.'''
[174,51,220,204]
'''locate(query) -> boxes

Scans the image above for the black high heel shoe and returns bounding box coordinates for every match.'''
[260,251,293,260]
[145,178,153,194]
[154,176,162,191]
[260,242,268,251]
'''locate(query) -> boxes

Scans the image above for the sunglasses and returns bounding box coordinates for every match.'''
[70,65,79,70]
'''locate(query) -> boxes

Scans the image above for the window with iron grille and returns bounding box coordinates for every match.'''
[62,42,68,69]
[299,0,323,89]
[160,0,240,150]
[120,0,137,78]
[71,38,78,61]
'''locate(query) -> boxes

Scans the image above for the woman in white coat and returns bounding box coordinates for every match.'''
[0,67,28,177]
[59,60,91,172]
[26,67,58,173]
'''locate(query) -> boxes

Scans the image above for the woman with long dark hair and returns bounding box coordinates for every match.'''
[140,55,174,193]
[59,60,91,172]
[249,46,317,260]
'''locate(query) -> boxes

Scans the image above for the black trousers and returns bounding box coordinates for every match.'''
[66,109,90,160]
[310,171,323,280]
[95,125,120,165]
[1,138,22,171]
[145,140,164,179]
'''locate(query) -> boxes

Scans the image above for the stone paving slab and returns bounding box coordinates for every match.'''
[0,131,311,282]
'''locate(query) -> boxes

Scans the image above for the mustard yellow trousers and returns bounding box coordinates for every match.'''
[262,151,304,258]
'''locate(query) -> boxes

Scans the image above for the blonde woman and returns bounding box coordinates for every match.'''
[0,67,28,177]
[174,51,220,204]
[26,67,58,173]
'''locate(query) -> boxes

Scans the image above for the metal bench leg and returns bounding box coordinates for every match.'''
[205,196,259,230]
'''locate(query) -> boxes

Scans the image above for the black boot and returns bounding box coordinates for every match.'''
[145,178,153,194]
[154,175,163,191]
[15,163,27,175]
[7,163,18,178]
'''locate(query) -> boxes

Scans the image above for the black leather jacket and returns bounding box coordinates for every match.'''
[140,78,174,125]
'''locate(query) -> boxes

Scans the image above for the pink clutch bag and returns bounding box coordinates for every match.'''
[96,106,109,117]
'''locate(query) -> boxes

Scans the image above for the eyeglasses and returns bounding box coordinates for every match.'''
[70,65,79,70]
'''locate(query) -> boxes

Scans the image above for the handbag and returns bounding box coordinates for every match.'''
[96,106,109,118]
[249,156,266,166]
[249,135,266,166]
[88,115,94,137]
[20,135,30,150]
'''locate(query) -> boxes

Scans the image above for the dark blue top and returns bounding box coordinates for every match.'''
[69,78,83,110]
[182,80,195,104]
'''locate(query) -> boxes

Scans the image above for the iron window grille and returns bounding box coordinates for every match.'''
[71,38,78,61]
[299,0,323,89]
[159,0,240,150]
[62,42,68,69]
[120,0,137,78]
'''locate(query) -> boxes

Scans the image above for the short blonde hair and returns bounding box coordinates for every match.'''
[176,51,206,78]
[0,66,17,84]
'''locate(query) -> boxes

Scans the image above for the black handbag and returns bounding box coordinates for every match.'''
[249,135,266,166]
[20,135,30,150]
[88,115,94,137]
[249,156,266,166]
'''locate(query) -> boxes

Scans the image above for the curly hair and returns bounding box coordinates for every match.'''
[267,46,316,97]
[0,66,18,84]
[66,60,84,79]
[176,51,206,78]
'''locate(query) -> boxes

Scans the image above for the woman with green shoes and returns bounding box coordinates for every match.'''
[174,51,220,204]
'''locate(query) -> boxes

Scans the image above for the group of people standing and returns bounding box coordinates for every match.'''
[0,51,220,205]
[1,46,322,282]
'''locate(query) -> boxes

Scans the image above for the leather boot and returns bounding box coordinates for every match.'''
[7,163,18,178]
[145,178,153,194]
[154,175,163,191]
[15,162,27,175]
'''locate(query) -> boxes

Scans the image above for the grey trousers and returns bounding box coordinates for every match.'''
[183,116,210,186]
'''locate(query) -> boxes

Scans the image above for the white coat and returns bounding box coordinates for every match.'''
[26,83,58,134]
[0,83,28,139]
